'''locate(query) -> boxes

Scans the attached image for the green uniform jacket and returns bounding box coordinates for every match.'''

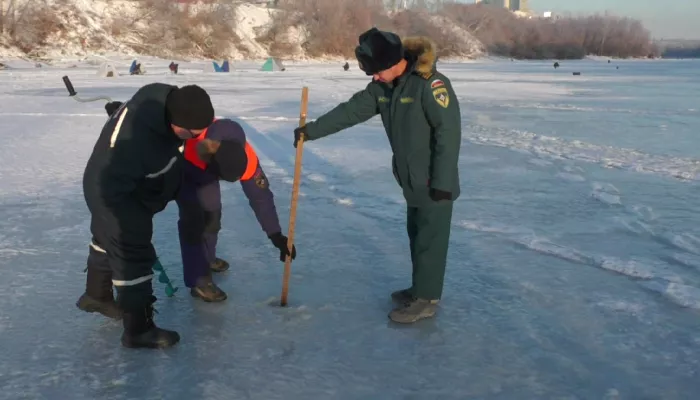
[304,37,462,207]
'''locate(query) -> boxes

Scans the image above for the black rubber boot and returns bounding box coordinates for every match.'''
[76,293,122,320]
[76,267,122,320]
[121,299,180,349]
[210,257,229,273]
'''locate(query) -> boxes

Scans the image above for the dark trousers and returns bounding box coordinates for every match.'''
[176,180,222,288]
[407,201,454,300]
[85,207,156,311]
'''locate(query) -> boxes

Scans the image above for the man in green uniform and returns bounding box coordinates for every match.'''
[293,28,462,323]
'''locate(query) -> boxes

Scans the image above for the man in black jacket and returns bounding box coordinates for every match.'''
[77,83,217,349]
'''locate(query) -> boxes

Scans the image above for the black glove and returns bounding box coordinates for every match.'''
[269,232,297,262]
[294,126,307,148]
[429,188,452,202]
[105,101,123,117]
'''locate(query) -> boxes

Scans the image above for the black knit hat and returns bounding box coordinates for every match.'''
[166,85,214,129]
[355,28,404,75]
[209,140,248,182]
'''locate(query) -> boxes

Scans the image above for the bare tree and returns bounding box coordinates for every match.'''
[1,0,657,60]
[106,0,242,59]
[1,0,68,53]
[435,2,653,59]
[259,0,387,58]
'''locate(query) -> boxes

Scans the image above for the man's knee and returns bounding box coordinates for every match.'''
[87,239,111,272]
[203,209,221,234]
[179,200,221,241]
[107,241,157,310]
[179,204,205,239]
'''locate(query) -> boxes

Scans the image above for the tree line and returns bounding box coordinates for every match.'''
[260,0,659,59]
[0,0,659,60]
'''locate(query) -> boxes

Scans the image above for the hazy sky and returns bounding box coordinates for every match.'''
[530,0,700,39]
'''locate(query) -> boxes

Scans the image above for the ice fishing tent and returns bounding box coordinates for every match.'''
[261,57,285,71]
[97,62,118,77]
[204,60,229,73]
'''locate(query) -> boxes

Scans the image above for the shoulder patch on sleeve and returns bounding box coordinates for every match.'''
[254,169,269,189]
[430,79,445,89]
[432,87,449,108]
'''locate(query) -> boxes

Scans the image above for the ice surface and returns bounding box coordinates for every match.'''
[1,58,700,399]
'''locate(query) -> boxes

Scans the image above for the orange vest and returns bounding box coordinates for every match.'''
[184,120,259,181]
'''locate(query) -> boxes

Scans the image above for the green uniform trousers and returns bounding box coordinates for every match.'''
[407,201,454,300]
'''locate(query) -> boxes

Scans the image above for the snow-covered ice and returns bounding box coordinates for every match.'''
[1,57,699,399]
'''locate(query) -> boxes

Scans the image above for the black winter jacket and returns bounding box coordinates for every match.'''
[83,83,183,215]
[82,83,184,279]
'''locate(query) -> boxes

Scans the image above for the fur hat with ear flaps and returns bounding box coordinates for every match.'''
[354,28,438,78]
[355,27,404,75]
[196,138,248,182]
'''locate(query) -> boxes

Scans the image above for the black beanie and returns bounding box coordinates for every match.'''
[166,85,214,129]
[355,28,404,75]
[209,140,248,182]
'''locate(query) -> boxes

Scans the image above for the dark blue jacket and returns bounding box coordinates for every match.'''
[179,119,282,236]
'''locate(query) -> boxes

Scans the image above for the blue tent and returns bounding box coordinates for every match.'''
[211,60,230,72]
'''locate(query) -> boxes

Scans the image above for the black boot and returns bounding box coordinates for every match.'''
[121,301,180,349]
[76,293,122,320]
[76,267,122,320]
